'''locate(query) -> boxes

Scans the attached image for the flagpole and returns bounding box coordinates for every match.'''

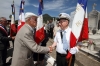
[17,0,25,31]
[67,0,88,66]
[68,56,72,66]
[10,0,17,39]
[13,0,15,21]
[36,0,44,65]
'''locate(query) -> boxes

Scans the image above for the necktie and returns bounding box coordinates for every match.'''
[62,31,68,50]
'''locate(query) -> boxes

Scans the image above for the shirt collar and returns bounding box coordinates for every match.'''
[26,24,35,33]
[61,26,70,33]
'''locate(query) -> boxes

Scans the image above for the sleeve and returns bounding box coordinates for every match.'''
[22,32,49,54]
[0,32,12,41]
[54,33,57,43]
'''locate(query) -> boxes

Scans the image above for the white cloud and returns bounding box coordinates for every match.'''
[61,7,76,12]
[32,0,76,13]
[33,0,75,12]
[32,4,38,8]
[0,0,29,20]
[44,0,64,10]
[32,0,66,11]
[89,0,99,1]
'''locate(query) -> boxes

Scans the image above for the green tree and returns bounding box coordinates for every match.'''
[43,14,52,23]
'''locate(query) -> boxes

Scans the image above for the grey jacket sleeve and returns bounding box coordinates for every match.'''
[21,32,49,54]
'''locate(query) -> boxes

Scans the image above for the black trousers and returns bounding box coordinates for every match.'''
[1,48,7,66]
[0,51,3,66]
[56,52,75,66]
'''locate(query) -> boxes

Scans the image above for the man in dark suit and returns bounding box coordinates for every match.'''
[11,12,53,66]
[0,17,15,66]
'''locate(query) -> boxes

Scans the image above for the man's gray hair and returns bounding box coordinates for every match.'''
[0,17,6,22]
[25,16,31,21]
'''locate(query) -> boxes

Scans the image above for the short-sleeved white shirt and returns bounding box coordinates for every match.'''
[54,26,71,54]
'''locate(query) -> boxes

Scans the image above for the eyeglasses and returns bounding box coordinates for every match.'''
[59,20,67,23]
[31,18,37,22]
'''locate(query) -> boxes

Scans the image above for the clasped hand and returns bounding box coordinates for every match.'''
[49,46,53,53]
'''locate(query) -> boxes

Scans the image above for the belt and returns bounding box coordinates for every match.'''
[57,52,67,56]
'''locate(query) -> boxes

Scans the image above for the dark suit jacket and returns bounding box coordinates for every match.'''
[0,25,12,50]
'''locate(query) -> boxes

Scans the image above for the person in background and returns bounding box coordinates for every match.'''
[46,21,50,37]
[48,20,54,39]
[11,12,53,66]
[51,13,81,66]
[0,17,15,66]
[53,21,60,37]
[34,25,49,66]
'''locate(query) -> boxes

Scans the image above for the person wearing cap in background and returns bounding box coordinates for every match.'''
[11,12,53,66]
[0,17,15,66]
[51,13,81,66]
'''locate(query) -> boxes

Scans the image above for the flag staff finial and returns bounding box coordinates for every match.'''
[13,0,14,4]
[11,0,15,21]
[93,3,97,10]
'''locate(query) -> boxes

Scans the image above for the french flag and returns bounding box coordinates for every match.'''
[66,0,88,59]
[78,8,88,41]
[10,14,17,37]
[34,0,45,44]
[17,0,25,31]
[10,1,17,37]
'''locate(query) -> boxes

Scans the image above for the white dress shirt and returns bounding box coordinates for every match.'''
[54,27,71,54]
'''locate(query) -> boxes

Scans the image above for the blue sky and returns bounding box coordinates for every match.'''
[0,0,100,20]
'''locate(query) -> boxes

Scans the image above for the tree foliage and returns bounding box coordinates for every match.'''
[43,14,53,23]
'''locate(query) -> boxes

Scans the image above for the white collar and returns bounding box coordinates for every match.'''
[61,26,70,33]
[26,24,35,33]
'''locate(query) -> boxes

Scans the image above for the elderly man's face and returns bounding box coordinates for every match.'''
[1,18,8,26]
[59,19,69,30]
[29,16,37,27]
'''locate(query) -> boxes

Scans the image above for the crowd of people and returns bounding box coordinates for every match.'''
[0,12,92,66]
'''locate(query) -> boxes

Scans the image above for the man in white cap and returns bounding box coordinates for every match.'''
[51,13,81,66]
[11,12,53,66]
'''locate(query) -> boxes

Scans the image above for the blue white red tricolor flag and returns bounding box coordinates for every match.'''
[10,0,17,37]
[34,0,45,44]
[78,8,88,41]
[66,0,88,59]
[17,0,25,31]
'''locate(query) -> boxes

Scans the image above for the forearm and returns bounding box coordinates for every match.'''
[51,42,57,48]
[69,42,82,54]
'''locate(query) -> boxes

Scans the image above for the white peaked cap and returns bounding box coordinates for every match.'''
[25,12,37,19]
[58,13,71,21]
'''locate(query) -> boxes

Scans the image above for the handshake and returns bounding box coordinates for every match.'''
[48,46,54,53]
